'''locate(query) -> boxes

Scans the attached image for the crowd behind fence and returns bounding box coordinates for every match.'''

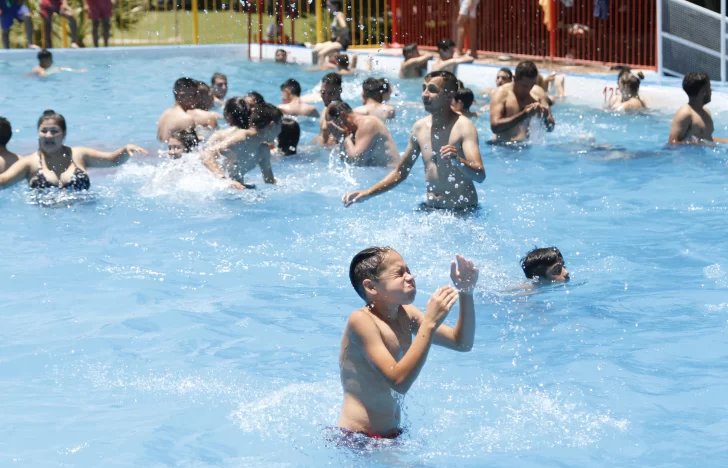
[10,0,719,79]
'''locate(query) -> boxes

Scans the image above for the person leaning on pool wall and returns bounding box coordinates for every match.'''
[0,110,146,190]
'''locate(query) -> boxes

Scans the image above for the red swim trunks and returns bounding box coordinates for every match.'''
[86,0,113,20]
[326,427,404,449]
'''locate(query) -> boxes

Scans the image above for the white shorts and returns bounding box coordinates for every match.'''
[459,0,479,18]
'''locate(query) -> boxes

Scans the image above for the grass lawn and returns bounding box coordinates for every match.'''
[108,11,320,46]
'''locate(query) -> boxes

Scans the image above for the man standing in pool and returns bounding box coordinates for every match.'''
[314,73,344,145]
[490,61,555,143]
[668,72,728,145]
[342,71,485,211]
[338,247,477,438]
[157,77,198,143]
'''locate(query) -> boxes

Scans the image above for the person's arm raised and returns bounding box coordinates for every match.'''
[343,120,377,159]
[407,255,478,351]
[490,89,537,134]
[0,157,31,189]
[441,119,485,183]
[432,55,474,72]
[349,286,459,394]
[342,127,420,206]
[81,144,147,168]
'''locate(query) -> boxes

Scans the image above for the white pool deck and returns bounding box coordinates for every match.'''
[2,43,726,115]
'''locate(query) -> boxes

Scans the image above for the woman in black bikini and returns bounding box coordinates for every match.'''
[0,110,146,190]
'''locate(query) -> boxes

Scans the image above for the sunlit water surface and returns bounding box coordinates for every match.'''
[1,52,728,467]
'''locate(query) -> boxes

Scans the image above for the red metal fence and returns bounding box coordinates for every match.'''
[395,0,657,69]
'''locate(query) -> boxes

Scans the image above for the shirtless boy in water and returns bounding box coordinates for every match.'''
[186,81,220,141]
[353,78,395,121]
[338,247,477,438]
[668,72,728,145]
[399,43,434,79]
[326,101,400,167]
[490,61,555,143]
[278,79,320,117]
[157,77,198,142]
[343,70,485,211]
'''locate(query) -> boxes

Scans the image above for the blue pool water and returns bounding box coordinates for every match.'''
[1,50,728,467]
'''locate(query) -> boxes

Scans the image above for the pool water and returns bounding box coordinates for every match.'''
[1,51,728,467]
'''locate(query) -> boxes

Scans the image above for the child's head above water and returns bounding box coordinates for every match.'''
[167,129,198,159]
[454,88,475,112]
[521,247,569,282]
[277,117,300,156]
[37,49,53,69]
[349,247,416,305]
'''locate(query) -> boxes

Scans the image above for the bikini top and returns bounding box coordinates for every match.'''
[29,154,91,191]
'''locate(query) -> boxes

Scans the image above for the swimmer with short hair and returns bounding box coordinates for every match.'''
[305,51,340,72]
[0,109,146,190]
[157,77,199,142]
[336,53,359,75]
[201,99,282,190]
[187,81,221,141]
[343,70,485,211]
[668,72,728,145]
[431,38,474,74]
[609,70,645,112]
[337,247,478,438]
[326,101,400,167]
[29,49,86,77]
[453,88,479,119]
[275,49,288,64]
[399,43,435,79]
[480,67,512,105]
[314,73,343,145]
[490,60,555,143]
[521,247,570,282]
[353,78,396,121]
[244,91,266,108]
[278,79,320,118]
[274,117,300,156]
[211,73,228,106]
[0,117,20,175]
[167,129,198,159]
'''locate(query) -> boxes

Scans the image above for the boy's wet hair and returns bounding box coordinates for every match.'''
[514,60,538,81]
[281,78,302,97]
[327,101,352,120]
[37,49,52,62]
[169,129,199,152]
[521,247,564,279]
[173,77,198,101]
[251,103,283,129]
[437,38,456,51]
[322,72,343,89]
[337,54,350,69]
[498,67,513,80]
[349,246,394,300]
[37,109,66,133]
[246,91,266,105]
[211,72,227,84]
[0,117,11,146]
[455,88,475,110]
[278,117,300,155]
[362,77,383,101]
[683,72,710,97]
[224,96,252,129]
[424,70,458,93]
[403,43,418,58]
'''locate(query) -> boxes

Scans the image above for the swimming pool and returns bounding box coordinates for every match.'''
[1,48,728,467]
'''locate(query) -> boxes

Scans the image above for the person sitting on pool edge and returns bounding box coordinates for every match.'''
[278,79,320,117]
[273,117,300,156]
[326,101,400,167]
[0,109,146,190]
[399,43,434,79]
[490,60,555,143]
[0,117,20,175]
[167,129,198,159]
[337,247,477,439]
[157,77,198,142]
[201,99,281,190]
[29,49,86,77]
[521,247,569,283]
[668,72,728,145]
[453,88,478,119]
[342,70,485,211]
[211,73,228,107]
[353,78,395,121]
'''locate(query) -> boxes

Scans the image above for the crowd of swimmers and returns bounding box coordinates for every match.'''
[2,38,726,445]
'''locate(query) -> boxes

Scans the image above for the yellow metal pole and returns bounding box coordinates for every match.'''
[315,0,323,43]
[61,18,69,47]
[192,0,199,44]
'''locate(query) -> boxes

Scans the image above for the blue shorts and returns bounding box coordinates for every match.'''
[1,3,30,31]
